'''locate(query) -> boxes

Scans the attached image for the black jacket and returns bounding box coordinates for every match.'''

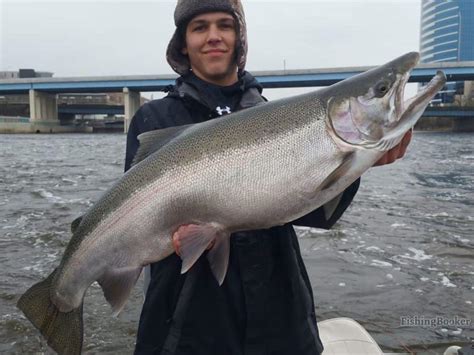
[126,71,360,355]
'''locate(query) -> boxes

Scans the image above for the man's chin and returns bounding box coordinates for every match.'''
[200,68,238,85]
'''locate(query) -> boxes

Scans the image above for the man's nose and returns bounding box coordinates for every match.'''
[207,24,222,44]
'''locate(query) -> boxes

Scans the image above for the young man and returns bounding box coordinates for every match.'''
[125,1,411,354]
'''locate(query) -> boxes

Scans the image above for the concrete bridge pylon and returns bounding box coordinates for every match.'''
[123,87,140,133]
[29,89,59,122]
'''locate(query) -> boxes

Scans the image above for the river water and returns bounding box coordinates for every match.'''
[0,133,472,354]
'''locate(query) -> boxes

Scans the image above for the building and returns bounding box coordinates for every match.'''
[420,0,474,104]
[0,69,53,80]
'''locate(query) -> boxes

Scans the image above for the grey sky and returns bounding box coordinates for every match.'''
[1,0,422,74]
[1,0,421,99]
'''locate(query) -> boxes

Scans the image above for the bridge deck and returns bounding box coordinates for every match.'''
[1,62,474,94]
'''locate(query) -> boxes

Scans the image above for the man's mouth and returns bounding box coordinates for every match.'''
[204,49,227,55]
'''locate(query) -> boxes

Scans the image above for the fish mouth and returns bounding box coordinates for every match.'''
[390,52,446,128]
[394,71,410,122]
[326,52,446,151]
[371,69,446,151]
[392,52,419,123]
[399,70,446,123]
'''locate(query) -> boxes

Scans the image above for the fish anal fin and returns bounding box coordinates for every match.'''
[323,193,343,221]
[98,267,142,316]
[206,233,231,286]
[174,223,225,275]
[17,269,84,355]
[133,124,193,166]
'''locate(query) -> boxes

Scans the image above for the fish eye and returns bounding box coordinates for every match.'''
[375,81,390,97]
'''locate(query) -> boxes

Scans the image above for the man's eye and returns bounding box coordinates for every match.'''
[193,25,205,32]
[221,23,234,30]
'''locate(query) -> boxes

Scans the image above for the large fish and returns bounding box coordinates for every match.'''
[17,52,445,354]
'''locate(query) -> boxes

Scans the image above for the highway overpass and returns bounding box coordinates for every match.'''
[1,61,473,133]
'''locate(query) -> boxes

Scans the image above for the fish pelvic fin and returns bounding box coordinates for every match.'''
[98,266,142,317]
[17,269,84,355]
[175,223,229,282]
[206,233,231,286]
[323,193,344,221]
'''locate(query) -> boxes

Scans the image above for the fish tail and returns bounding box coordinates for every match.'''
[17,269,83,355]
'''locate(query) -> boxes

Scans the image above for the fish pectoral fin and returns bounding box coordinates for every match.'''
[70,216,83,234]
[206,233,231,286]
[174,223,226,276]
[133,124,193,166]
[17,269,84,355]
[97,266,142,316]
[318,152,355,192]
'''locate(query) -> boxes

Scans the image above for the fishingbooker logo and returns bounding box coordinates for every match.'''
[400,315,472,328]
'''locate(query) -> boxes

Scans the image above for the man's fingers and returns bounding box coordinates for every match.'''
[385,149,398,164]
[403,129,412,150]
[397,130,412,158]
[374,148,396,166]
[373,130,413,167]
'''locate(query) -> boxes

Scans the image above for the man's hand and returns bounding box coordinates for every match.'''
[373,130,412,167]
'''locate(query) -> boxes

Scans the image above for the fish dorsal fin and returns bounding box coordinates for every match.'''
[71,216,83,234]
[132,124,193,166]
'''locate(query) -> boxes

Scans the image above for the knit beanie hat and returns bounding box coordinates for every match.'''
[166,0,248,75]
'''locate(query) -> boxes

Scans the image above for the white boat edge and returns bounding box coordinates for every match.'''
[318,317,463,355]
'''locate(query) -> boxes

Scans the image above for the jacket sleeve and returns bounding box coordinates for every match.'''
[291,178,360,230]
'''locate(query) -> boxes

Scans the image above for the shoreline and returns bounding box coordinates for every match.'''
[1,116,473,134]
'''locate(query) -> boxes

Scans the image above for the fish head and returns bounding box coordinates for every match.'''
[326,52,446,151]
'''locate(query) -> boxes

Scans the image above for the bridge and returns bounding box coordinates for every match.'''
[1,61,473,133]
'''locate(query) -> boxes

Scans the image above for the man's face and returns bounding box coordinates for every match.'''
[182,12,238,86]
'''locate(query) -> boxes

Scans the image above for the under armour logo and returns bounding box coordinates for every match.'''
[215,106,231,116]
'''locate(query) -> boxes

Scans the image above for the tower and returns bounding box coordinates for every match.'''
[420,0,474,104]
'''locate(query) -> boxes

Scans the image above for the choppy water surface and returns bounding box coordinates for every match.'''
[0,133,472,354]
